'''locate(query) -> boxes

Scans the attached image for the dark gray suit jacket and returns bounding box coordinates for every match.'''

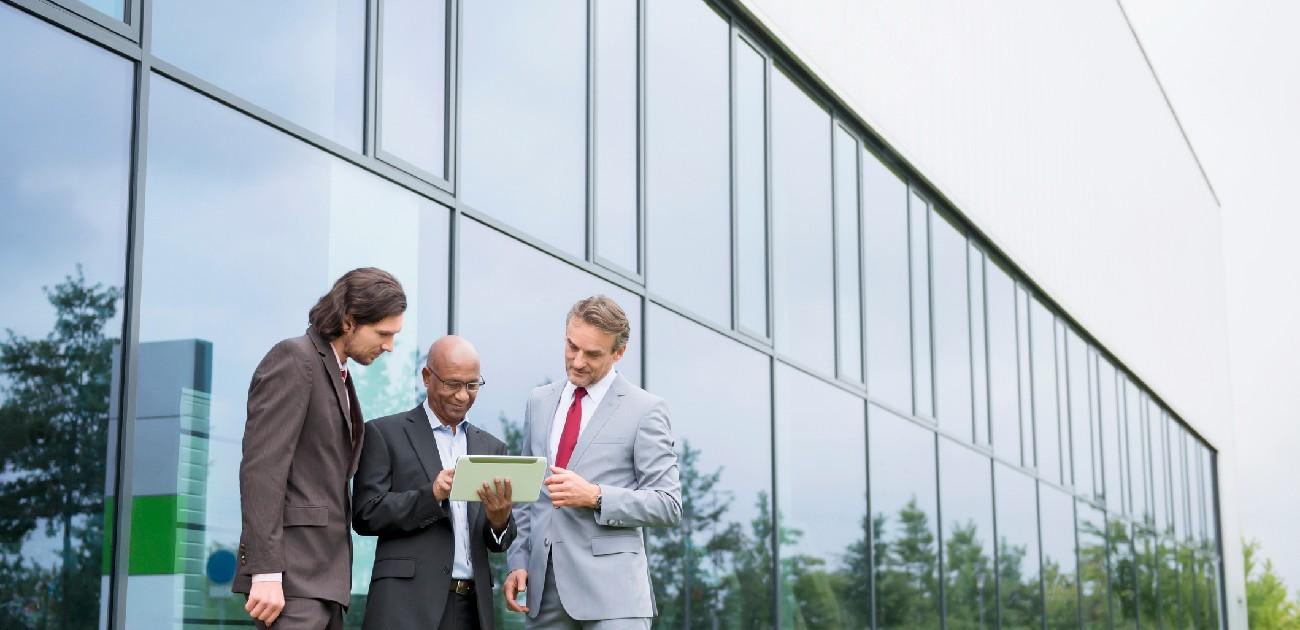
[233,327,364,607]
[353,406,517,630]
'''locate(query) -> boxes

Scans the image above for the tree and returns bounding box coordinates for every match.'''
[1244,539,1300,629]
[0,267,121,630]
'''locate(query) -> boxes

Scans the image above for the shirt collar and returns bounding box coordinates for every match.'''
[563,368,618,408]
[423,398,465,433]
[330,342,347,373]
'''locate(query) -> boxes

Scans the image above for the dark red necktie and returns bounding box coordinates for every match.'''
[554,387,587,469]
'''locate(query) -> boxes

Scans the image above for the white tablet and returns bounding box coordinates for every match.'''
[448,455,547,502]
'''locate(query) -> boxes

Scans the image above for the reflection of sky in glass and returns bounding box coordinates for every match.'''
[771,69,835,374]
[378,0,447,179]
[152,0,365,151]
[460,0,586,258]
[1030,297,1061,482]
[1039,483,1078,617]
[593,0,639,273]
[79,0,123,20]
[910,192,934,417]
[0,2,131,567]
[1066,329,1093,496]
[833,127,863,382]
[775,363,866,567]
[648,305,770,531]
[938,437,996,622]
[645,0,730,325]
[458,219,641,445]
[994,462,1041,599]
[735,40,768,337]
[931,210,972,435]
[986,260,1021,462]
[863,150,912,411]
[139,76,443,563]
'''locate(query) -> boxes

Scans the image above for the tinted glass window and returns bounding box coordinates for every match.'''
[1029,297,1061,482]
[378,0,448,179]
[735,38,769,336]
[931,210,972,436]
[460,0,587,257]
[969,245,990,445]
[1066,328,1094,496]
[862,150,911,411]
[833,126,863,382]
[986,259,1020,461]
[1041,484,1079,628]
[1078,502,1111,628]
[1097,356,1125,512]
[152,0,365,150]
[771,69,834,374]
[645,0,731,324]
[593,0,639,273]
[994,463,1042,628]
[870,405,940,627]
[938,439,995,628]
[910,192,934,418]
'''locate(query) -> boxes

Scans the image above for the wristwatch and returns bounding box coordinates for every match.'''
[594,492,603,513]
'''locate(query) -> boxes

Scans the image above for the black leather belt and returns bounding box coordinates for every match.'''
[449,578,474,595]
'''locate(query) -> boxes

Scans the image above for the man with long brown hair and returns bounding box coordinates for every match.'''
[234,267,407,629]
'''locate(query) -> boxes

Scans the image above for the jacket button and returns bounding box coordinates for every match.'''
[544,538,550,546]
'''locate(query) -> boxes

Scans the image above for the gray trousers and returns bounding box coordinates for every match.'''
[526,558,651,630]
[254,597,343,630]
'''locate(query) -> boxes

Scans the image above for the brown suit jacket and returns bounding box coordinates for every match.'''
[232,327,364,606]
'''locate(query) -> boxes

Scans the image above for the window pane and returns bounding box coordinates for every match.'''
[833,126,863,382]
[1125,379,1150,525]
[647,306,772,629]
[1041,484,1079,629]
[593,0,639,273]
[0,8,131,626]
[862,150,911,411]
[1029,296,1060,482]
[870,404,940,627]
[938,439,994,629]
[909,192,934,418]
[378,0,447,178]
[776,365,867,628]
[1201,445,1222,628]
[1066,328,1093,496]
[80,0,123,20]
[1150,403,1168,534]
[771,70,834,374]
[646,0,730,324]
[969,246,990,445]
[152,0,365,151]
[1110,519,1140,629]
[1097,357,1125,513]
[987,260,1020,462]
[135,75,449,626]
[460,0,586,258]
[1136,526,1160,627]
[1055,320,1073,488]
[931,210,971,436]
[1078,502,1111,628]
[1016,286,1034,467]
[735,38,769,337]
[994,463,1042,628]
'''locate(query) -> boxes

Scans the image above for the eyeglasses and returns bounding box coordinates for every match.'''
[428,369,486,394]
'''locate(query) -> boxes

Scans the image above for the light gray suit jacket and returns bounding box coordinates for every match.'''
[507,373,682,620]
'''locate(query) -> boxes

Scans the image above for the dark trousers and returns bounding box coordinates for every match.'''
[439,590,481,630]
[255,597,344,630]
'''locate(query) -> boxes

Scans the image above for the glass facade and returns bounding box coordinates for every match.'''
[0,0,1227,629]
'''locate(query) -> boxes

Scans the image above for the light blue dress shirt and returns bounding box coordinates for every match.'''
[424,399,473,580]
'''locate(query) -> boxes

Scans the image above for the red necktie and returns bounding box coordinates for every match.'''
[554,387,587,469]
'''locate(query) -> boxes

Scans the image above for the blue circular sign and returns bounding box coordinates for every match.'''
[207,549,237,584]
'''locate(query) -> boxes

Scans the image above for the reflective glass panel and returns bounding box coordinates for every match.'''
[152,0,365,151]
[135,75,448,627]
[0,8,131,627]
[378,0,448,178]
[80,0,123,20]
[1109,519,1140,629]
[1016,286,1034,467]
[986,259,1020,462]
[931,209,972,436]
[833,126,863,382]
[938,439,994,629]
[994,463,1042,629]
[1054,320,1073,488]
[776,365,867,628]
[771,69,834,374]
[1077,502,1111,628]
[1150,404,1168,534]
[862,150,911,411]
[593,0,639,273]
[969,245,990,445]
[1066,328,1093,496]
[869,404,940,627]
[1125,380,1150,524]
[735,38,769,337]
[647,306,773,629]
[1097,356,1125,512]
[1135,526,1159,627]
[1040,484,1079,628]
[909,192,934,418]
[1029,297,1060,482]
[460,0,586,258]
[645,0,731,324]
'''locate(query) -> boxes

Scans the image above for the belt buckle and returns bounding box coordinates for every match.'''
[452,579,473,595]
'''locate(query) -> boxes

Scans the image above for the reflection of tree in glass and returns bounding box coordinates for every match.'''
[0,267,119,630]
[1042,553,1079,628]
[944,520,994,629]
[1107,520,1139,626]
[872,497,940,628]
[1077,516,1110,628]
[996,535,1041,629]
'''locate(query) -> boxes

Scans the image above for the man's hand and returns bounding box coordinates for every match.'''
[545,466,600,509]
[503,569,529,613]
[432,468,455,502]
[245,581,285,626]
[478,477,513,530]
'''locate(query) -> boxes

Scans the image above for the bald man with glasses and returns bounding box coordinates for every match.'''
[353,336,516,630]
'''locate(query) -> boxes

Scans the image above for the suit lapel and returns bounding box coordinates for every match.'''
[538,381,564,461]
[465,422,487,529]
[402,405,443,483]
[307,328,353,436]
[567,374,628,469]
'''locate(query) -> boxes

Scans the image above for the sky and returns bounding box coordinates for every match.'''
[1123,0,1300,594]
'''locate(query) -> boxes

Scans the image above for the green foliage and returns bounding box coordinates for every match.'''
[1245,539,1300,629]
[0,267,120,630]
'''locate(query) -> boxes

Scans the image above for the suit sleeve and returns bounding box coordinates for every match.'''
[506,397,534,572]
[352,422,448,536]
[482,438,518,553]
[594,398,683,528]
[238,342,311,575]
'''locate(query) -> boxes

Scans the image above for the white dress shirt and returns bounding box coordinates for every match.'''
[251,343,349,585]
[548,368,619,464]
[425,399,474,580]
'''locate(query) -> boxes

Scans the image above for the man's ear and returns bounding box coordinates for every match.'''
[341,315,355,335]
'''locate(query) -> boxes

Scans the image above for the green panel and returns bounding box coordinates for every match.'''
[128,494,180,575]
